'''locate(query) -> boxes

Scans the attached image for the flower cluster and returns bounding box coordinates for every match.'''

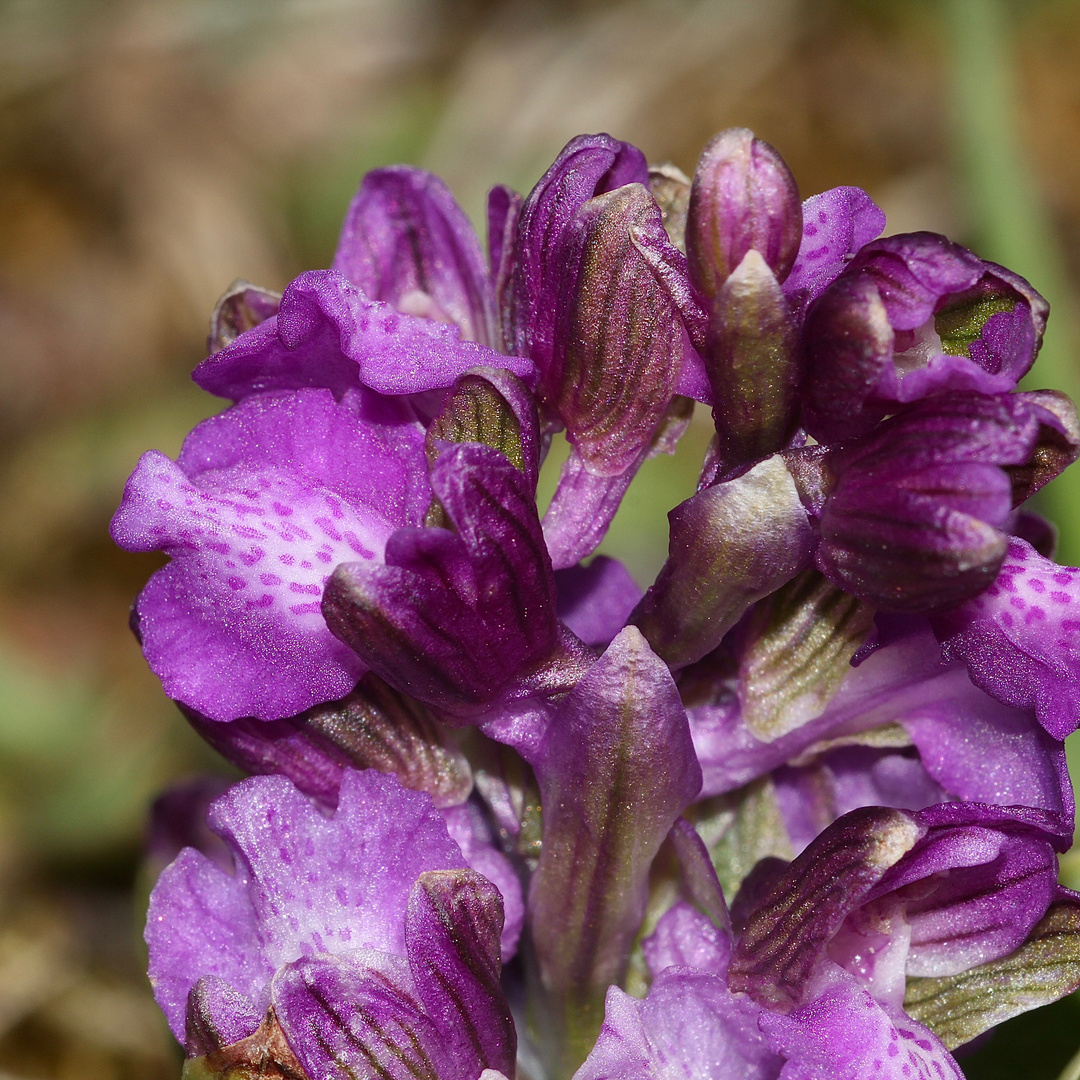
[116,129,1080,1080]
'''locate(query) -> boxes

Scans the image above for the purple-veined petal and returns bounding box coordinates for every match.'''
[728,806,924,1011]
[333,166,495,346]
[272,950,461,1080]
[440,802,524,959]
[934,537,1080,739]
[510,133,648,366]
[405,869,516,1077]
[324,444,589,717]
[686,128,802,298]
[426,366,541,494]
[194,269,531,403]
[112,388,429,721]
[183,675,474,812]
[543,186,695,477]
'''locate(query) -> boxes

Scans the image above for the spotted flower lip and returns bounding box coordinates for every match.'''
[802,231,1049,443]
[111,387,431,722]
[148,769,519,1079]
[934,536,1080,740]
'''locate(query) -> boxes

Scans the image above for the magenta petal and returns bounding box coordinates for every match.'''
[759,970,964,1080]
[782,186,886,315]
[184,976,262,1056]
[208,771,465,969]
[643,902,730,978]
[529,628,702,1003]
[146,848,272,1041]
[575,971,778,1080]
[441,802,525,959]
[112,388,428,721]
[542,447,640,570]
[934,537,1080,739]
[406,870,516,1077]
[555,556,642,649]
[333,166,495,346]
[324,444,570,716]
[272,951,459,1080]
[511,133,648,365]
[194,269,530,402]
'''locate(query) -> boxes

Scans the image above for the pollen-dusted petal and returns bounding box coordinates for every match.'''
[112,388,429,721]
[207,771,465,972]
[194,269,531,402]
[333,165,495,346]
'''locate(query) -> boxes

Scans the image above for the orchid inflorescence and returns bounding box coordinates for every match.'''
[116,128,1080,1080]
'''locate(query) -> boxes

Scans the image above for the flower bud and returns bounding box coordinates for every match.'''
[686,128,802,301]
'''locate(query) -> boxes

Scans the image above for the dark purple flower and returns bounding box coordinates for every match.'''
[685,128,803,301]
[322,442,593,719]
[148,769,518,1080]
[802,232,1048,443]
[806,391,1079,613]
[111,387,432,722]
[501,134,706,567]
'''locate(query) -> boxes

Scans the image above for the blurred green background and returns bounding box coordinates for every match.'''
[1,0,1080,1076]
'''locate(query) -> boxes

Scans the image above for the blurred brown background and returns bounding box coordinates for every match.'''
[1,1,1079,1076]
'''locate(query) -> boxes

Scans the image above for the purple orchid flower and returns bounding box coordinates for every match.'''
[148,769,519,1080]
[806,390,1079,612]
[802,232,1049,443]
[196,163,531,405]
[578,803,1062,1080]
[111,387,433,722]
[322,441,595,720]
[500,133,707,568]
